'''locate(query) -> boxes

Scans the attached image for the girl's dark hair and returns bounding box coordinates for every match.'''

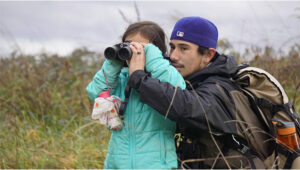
[122,21,167,57]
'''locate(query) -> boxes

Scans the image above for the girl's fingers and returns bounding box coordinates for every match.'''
[130,44,137,54]
[130,42,144,53]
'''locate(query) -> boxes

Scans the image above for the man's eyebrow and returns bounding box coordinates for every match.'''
[177,43,190,48]
[169,43,190,48]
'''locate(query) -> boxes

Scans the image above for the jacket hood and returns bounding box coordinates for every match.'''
[185,53,239,83]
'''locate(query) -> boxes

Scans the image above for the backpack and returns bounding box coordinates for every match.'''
[231,64,300,169]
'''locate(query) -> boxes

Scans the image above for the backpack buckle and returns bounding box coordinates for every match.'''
[232,135,250,154]
[175,133,184,148]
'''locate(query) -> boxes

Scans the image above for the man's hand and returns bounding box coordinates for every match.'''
[128,42,146,75]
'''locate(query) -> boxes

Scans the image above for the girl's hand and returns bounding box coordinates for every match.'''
[128,42,146,75]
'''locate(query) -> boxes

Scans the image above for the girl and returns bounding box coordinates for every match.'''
[86,21,185,169]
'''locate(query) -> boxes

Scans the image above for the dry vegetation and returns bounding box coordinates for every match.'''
[0,42,299,168]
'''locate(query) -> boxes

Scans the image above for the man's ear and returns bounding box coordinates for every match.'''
[206,48,216,63]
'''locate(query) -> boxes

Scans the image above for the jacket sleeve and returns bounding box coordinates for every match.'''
[128,71,236,134]
[143,44,186,89]
[86,59,123,101]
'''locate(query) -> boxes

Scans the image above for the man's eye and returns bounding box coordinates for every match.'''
[181,47,187,51]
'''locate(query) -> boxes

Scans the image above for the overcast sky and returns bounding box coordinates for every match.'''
[0,1,300,57]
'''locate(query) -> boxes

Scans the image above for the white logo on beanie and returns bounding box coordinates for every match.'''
[176,31,184,37]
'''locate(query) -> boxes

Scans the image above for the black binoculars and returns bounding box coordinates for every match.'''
[104,41,132,60]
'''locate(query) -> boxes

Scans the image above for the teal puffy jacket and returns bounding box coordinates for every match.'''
[86,44,186,169]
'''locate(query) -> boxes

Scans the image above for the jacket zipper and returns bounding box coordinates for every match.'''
[129,90,135,168]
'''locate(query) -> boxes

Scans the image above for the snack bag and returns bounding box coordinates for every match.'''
[92,91,123,130]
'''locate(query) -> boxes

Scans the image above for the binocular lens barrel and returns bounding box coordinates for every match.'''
[118,47,132,60]
[104,46,119,60]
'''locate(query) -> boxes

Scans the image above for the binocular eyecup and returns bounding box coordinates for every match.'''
[104,41,132,61]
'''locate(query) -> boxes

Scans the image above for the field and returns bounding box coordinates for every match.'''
[0,44,299,168]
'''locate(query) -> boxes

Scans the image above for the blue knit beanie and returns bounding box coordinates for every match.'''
[171,16,218,49]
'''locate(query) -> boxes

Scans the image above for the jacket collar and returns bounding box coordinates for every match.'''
[185,53,239,84]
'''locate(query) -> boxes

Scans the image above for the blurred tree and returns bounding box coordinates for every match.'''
[262,46,276,60]
[169,10,185,23]
[118,1,141,24]
[288,43,300,59]
[217,39,233,54]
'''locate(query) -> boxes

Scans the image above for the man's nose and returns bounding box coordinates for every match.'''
[170,50,179,61]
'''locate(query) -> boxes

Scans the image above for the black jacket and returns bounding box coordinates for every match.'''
[128,54,246,168]
[128,53,239,133]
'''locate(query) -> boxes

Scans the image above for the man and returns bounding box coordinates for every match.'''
[127,17,267,168]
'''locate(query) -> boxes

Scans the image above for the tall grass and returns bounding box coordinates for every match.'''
[0,49,110,168]
[0,44,299,168]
